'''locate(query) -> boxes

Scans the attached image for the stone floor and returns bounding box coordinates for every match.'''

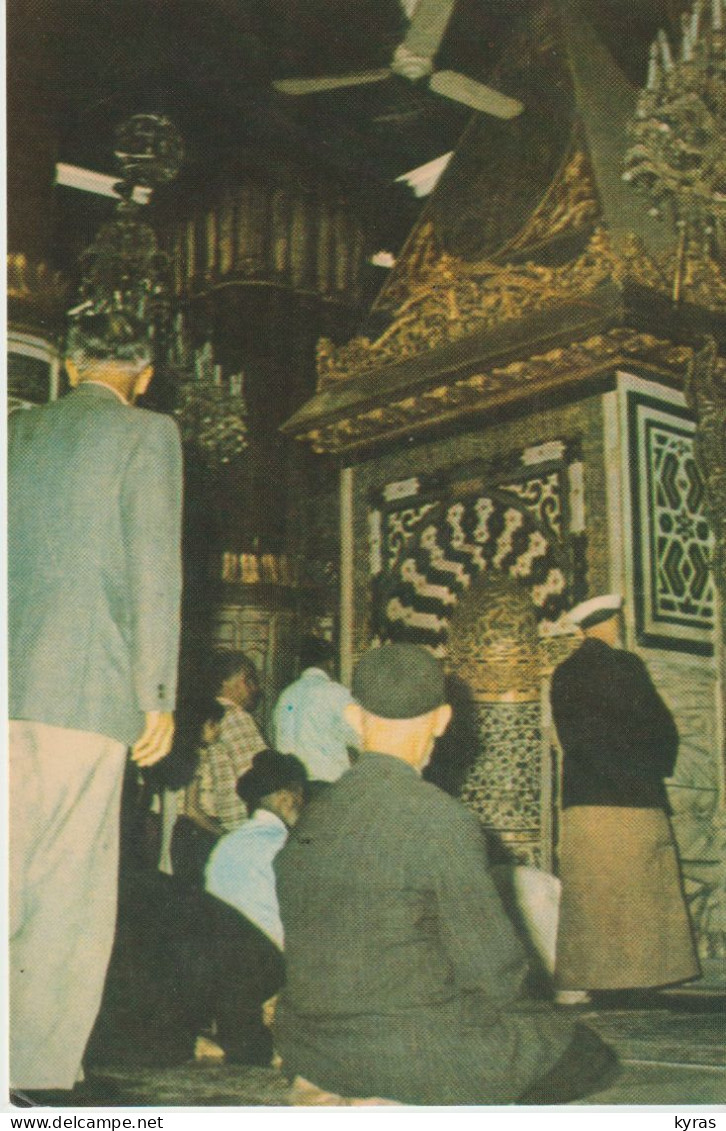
[6,866,725,1111]
[7,993,724,1110]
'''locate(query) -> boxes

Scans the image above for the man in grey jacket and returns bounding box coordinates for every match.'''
[8,310,183,1095]
[275,643,618,1106]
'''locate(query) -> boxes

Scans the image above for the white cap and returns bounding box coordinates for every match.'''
[569,593,623,628]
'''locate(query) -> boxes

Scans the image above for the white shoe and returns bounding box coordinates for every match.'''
[554,989,592,1006]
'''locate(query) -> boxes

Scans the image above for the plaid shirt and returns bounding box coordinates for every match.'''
[197,699,267,832]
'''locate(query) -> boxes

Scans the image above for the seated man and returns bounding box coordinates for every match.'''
[188,650,267,840]
[174,749,307,1065]
[274,643,619,1106]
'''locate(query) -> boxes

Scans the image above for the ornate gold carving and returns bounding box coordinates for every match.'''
[502,148,600,257]
[316,227,622,388]
[315,193,726,392]
[302,329,694,453]
[372,220,442,312]
[623,7,726,260]
[448,577,540,700]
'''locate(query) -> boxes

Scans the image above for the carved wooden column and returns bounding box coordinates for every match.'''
[157,158,367,716]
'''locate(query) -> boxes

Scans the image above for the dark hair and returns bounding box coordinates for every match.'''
[236,749,308,814]
[192,697,226,727]
[175,695,225,761]
[146,695,224,791]
[299,635,334,670]
[208,649,259,694]
[65,310,153,370]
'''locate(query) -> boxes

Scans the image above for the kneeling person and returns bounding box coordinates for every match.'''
[180,749,307,1065]
[274,643,618,1105]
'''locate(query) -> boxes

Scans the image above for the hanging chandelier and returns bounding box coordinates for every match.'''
[70,114,248,465]
[170,320,249,466]
[623,0,726,296]
[71,114,183,329]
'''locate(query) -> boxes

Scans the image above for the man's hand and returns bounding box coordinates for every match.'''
[132,710,175,767]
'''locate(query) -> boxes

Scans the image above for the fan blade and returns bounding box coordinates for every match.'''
[429,70,524,119]
[272,69,391,95]
[403,0,457,59]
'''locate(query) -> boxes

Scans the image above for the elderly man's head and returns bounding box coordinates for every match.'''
[344,643,451,771]
[569,593,623,647]
[64,310,154,403]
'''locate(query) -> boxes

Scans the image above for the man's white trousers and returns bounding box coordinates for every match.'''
[9,720,126,1090]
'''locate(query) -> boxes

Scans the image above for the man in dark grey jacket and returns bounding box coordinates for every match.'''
[275,643,617,1106]
[9,311,183,1094]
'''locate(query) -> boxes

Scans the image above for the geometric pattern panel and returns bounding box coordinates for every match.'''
[497,471,563,538]
[378,491,569,649]
[627,391,715,654]
[368,446,592,653]
[460,702,543,867]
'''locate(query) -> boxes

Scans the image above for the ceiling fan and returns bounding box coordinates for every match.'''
[272,0,524,120]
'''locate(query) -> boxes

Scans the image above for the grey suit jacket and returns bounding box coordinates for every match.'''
[275,753,575,1105]
[9,382,183,746]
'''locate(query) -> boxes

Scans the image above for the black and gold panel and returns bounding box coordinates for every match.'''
[367,442,586,650]
[627,389,715,654]
[430,0,578,262]
[367,441,588,865]
[449,577,546,866]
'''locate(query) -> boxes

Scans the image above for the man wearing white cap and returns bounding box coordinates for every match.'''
[550,594,699,1005]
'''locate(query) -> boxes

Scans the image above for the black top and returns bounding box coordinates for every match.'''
[550,638,678,810]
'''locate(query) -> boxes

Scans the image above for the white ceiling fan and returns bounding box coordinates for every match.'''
[272,0,524,120]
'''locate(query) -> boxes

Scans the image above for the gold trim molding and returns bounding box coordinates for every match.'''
[299,329,693,454]
[314,222,726,392]
[8,252,69,335]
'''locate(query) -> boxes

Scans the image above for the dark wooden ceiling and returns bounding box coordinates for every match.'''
[9,0,690,277]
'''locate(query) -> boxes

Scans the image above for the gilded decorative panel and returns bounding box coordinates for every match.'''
[449,575,548,867]
[448,576,540,700]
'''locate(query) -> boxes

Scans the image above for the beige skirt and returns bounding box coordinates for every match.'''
[555,806,700,990]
